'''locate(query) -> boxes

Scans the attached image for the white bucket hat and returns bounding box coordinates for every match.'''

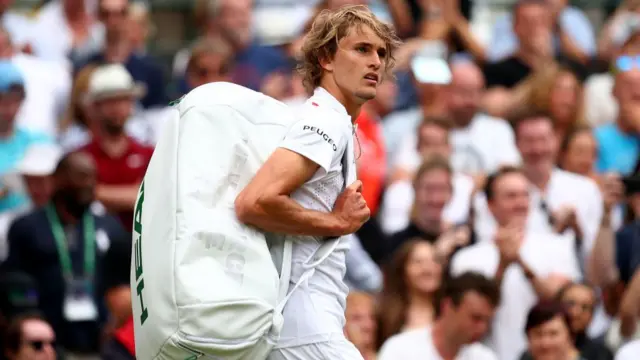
[85,63,147,103]
[16,143,63,176]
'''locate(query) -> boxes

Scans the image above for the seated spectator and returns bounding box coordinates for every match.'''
[483,0,586,90]
[172,0,290,93]
[0,143,61,262]
[78,0,168,109]
[490,63,586,147]
[557,283,614,360]
[0,26,71,137]
[2,312,56,360]
[78,64,153,232]
[3,152,132,358]
[378,272,499,360]
[0,0,34,49]
[0,61,52,213]
[184,38,234,92]
[559,126,598,181]
[594,56,640,175]
[345,292,377,360]
[391,61,519,177]
[377,239,443,346]
[380,118,474,234]
[487,0,595,64]
[474,113,603,269]
[28,0,104,66]
[452,167,581,360]
[381,156,473,263]
[521,301,583,360]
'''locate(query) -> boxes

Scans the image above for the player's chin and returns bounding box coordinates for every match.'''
[355,87,377,101]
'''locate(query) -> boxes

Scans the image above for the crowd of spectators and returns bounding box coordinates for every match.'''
[1,0,640,359]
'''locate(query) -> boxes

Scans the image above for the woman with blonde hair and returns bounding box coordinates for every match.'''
[377,238,443,348]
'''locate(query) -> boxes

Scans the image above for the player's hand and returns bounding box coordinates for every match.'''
[332,180,370,235]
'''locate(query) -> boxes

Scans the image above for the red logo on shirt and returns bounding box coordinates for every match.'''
[312,102,319,107]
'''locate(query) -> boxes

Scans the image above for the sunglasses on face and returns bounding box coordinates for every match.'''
[25,339,55,351]
[614,55,640,73]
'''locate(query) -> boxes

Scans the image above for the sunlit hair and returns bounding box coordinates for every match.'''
[298,5,402,94]
[377,238,439,349]
[186,37,233,75]
[59,64,98,132]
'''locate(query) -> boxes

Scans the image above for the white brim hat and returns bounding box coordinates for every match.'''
[84,63,147,103]
[16,143,63,176]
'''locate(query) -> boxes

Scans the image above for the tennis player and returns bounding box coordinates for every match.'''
[234,5,400,360]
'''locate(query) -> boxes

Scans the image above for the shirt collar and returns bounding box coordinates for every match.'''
[310,87,349,117]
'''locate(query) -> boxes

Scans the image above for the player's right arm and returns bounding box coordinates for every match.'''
[234,114,369,237]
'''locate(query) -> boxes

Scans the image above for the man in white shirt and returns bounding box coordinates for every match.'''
[474,112,603,269]
[390,61,520,176]
[234,5,401,360]
[378,272,499,360]
[451,167,581,360]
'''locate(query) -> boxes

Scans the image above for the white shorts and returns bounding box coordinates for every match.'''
[267,339,363,360]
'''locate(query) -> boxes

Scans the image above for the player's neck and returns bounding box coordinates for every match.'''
[319,81,362,122]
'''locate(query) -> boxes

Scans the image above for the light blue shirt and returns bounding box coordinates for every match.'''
[487,6,596,62]
[0,127,53,212]
[594,123,639,175]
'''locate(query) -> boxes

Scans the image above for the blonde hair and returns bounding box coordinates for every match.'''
[59,64,98,132]
[509,64,586,127]
[299,5,402,93]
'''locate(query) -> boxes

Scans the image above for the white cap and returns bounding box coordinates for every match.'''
[16,143,63,176]
[254,8,310,46]
[85,63,146,103]
[410,41,452,85]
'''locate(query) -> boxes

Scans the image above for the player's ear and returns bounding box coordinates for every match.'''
[319,54,334,72]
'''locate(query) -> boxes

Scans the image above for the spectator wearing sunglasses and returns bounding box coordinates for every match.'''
[2,312,56,360]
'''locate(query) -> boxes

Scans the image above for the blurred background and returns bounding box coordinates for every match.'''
[2,0,640,359]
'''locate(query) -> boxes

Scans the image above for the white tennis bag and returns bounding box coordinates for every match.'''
[131,82,339,360]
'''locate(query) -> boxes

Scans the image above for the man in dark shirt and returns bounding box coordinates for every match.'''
[3,152,131,358]
[75,0,167,108]
[483,0,586,88]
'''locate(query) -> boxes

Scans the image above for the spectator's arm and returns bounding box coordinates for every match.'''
[450,15,486,63]
[344,234,382,292]
[587,216,618,287]
[384,0,414,38]
[619,268,640,338]
[558,27,590,64]
[102,218,133,326]
[519,259,570,300]
[96,184,141,212]
[557,11,596,64]
[597,10,628,62]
